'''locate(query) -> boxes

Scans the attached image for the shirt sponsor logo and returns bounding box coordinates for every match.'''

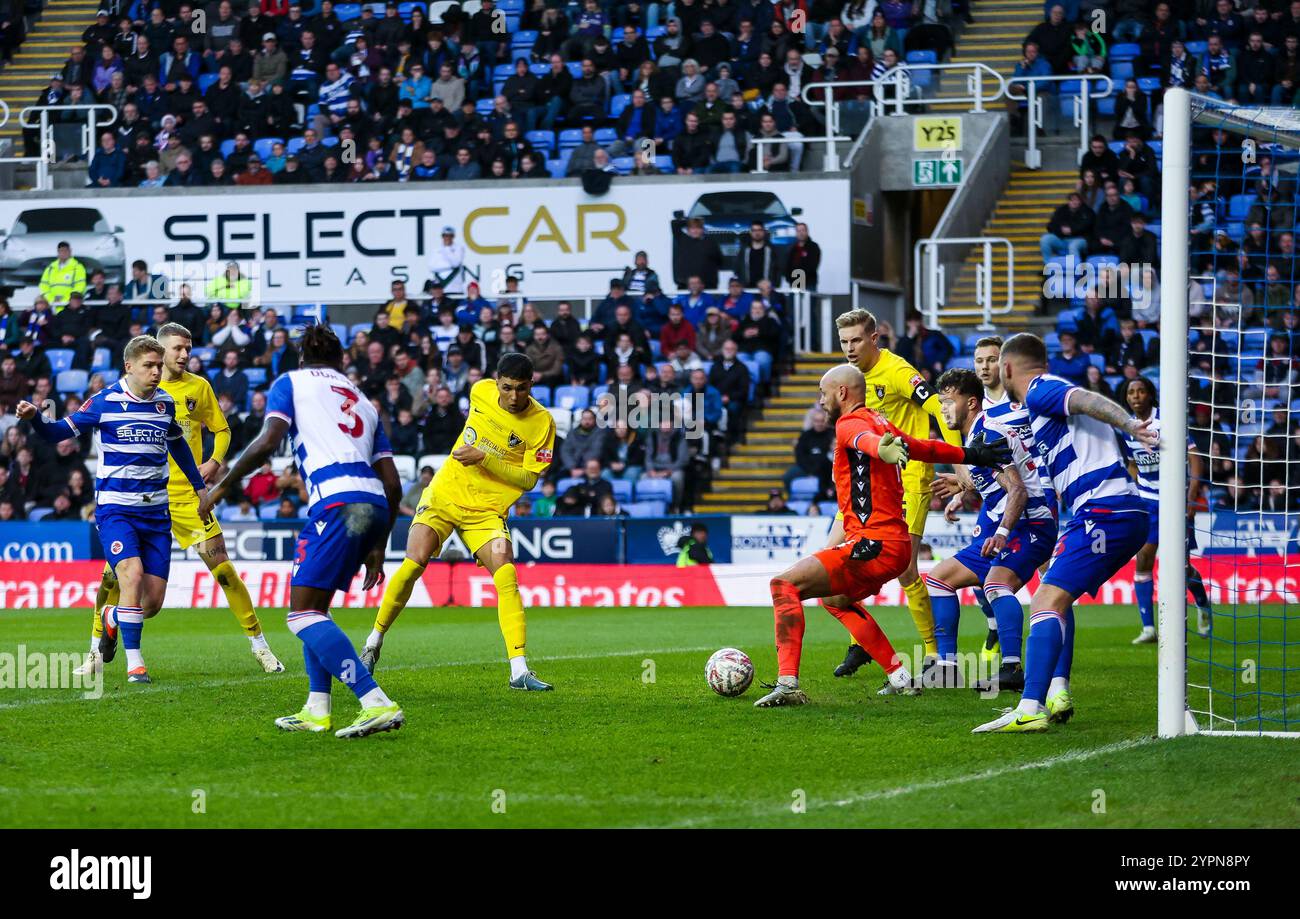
[115,424,166,444]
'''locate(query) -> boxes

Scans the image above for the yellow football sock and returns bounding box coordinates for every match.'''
[902,576,938,657]
[212,560,261,638]
[92,564,118,640]
[375,558,425,634]
[493,563,526,658]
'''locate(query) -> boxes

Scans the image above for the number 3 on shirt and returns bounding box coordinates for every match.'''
[331,384,363,437]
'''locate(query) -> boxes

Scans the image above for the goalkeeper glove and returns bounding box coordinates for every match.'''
[877,432,909,466]
[962,432,1013,469]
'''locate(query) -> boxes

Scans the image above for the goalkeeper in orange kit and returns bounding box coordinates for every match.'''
[753,365,1011,707]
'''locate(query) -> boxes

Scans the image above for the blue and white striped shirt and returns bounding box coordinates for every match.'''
[986,398,1057,504]
[31,380,204,513]
[265,367,392,515]
[1023,373,1142,516]
[966,411,1055,526]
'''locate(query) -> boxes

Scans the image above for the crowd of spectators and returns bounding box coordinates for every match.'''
[0,234,804,519]
[29,0,966,188]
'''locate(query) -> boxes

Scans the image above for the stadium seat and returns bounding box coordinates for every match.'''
[242,368,268,386]
[531,385,552,406]
[529,63,549,77]
[1109,61,1134,81]
[253,137,283,161]
[654,155,673,173]
[27,507,54,522]
[609,93,631,118]
[625,500,665,518]
[594,127,617,146]
[46,349,75,374]
[905,50,937,64]
[946,333,962,355]
[335,3,362,20]
[609,478,634,503]
[545,159,566,178]
[553,385,590,410]
[416,453,450,472]
[91,347,112,371]
[558,128,585,149]
[1136,77,1160,93]
[349,322,372,341]
[98,369,121,386]
[286,136,307,156]
[56,369,88,394]
[787,500,811,515]
[789,476,819,500]
[259,503,282,520]
[1110,42,1140,60]
[198,73,219,94]
[949,356,975,370]
[526,130,556,155]
[1096,96,1116,116]
[493,63,514,83]
[398,2,426,20]
[634,478,672,503]
[566,61,583,78]
[1228,194,1254,220]
[330,323,349,343]
[646,25,666,41]
[555,476,582,495]
[321,136,339,148]
[498,0,523,12]
[391,454,416,483]
[547,406,573,436]
[1184,40,1208,56]
[817,501,838,517]
[476,98,495,115]
[512,29,537,49]
[611,156,634,175]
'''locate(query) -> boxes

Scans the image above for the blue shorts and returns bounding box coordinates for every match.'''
[1042,506,1150,599]
[952,516,1058,585]
[99,507,172,581]
[291,500,388,593]
[1140,498,1200,550]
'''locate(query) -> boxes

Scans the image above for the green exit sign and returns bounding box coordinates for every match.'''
[913,158,964,187]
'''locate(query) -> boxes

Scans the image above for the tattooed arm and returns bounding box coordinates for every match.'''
[1067,388,1159,447]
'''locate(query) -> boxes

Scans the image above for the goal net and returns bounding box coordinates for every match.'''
[1158,89,1300,738]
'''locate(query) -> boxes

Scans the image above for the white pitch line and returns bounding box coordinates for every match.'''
[0,645,717,711]
[667,736,1157,828]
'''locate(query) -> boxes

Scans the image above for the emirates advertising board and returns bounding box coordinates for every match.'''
[0,177,848,304]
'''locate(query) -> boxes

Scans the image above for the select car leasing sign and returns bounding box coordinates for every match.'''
[0,178,850,302]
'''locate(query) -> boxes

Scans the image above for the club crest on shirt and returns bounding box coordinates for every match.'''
[155,402,166,413]
[463,426,477,444]
[186,398,196,412]
[874,385,886,400]
[508,432,523,449]
[110,541,123,555]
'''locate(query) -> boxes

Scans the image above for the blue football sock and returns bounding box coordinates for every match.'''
[974,587,995,623]
[1053,606,1075,681]
[986,587,1024,663]
[1024,610,1065,705]
[302,642,332,695]
[1188,567,1212,610]
[116,605,143,651]
[925,575,960,660]
[297,619,378,701]
[1135,576,1154,628]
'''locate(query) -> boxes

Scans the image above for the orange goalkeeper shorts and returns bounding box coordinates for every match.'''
[815,537,912,601]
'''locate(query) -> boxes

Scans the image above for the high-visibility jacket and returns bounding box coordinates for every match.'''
[39,257,87,308]
[205,274,252,311]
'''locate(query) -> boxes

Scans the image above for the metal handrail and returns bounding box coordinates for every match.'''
[913,236,1015,330]
[874,62,1008,115]
[0,100,52,190]
[17,103,119,183]
[1005,73,1114,168]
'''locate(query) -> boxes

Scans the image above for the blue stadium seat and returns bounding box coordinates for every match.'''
[321,136,339,148]
[1136,76,1160,93]
[654,155,673,173]
[646,26,666,41]
[529,62,549,76]
[330,323,349,343]
[198,73,219,94]
[97,369,121,386]
[253,137,283,160]
[611,156,634,174]
[531,385,552,406]
[1109,61,1134,81]
[493,63,514,82]
[1108,140,1126,155]
[90,346,112,372]
[610,478,633,503]
[335,3,362,20]
[817,501,838,517]
[625,500,666,518]
[512,29,537,48]
[609,93,631,118]
[526,129,556,154]
[737,357,759,399]
[594,127,617,145]
[553,385,590,410]
[1096,95,1116,116]
[259,503,281,520]
[948,355,975,370]
[28,507,54,522]
[498,0,524,12]
[905,50,937,64]
[220,139,237,158]
[555,476,583,494]
[1109,43,1140,61]
[56,369,88,394]
[1184,40,1208,56]
[787,500,811,515]
[242,368,268,386]
[591,384,609,402]
[558,128,585,149]
[1228,194,1255,220]
[46,348,75,374]
[565,61,583,78]
[286,136,307,156]
[946,333,962,355]
[207,368,221,381]
[398,2,425,21]
[634,478,672,503]
[191,347,216,365]
[545,159,566,178]
[648,340,662,360]
[349,322,372,341]
[476,98,495,115]
[789,476,819,500]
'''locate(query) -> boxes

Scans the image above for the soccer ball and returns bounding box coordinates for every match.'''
[706,648,754,697]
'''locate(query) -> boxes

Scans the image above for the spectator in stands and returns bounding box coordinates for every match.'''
[557,458,615,516]
[642,419,688,510]
[784,406,833,499]
[660,303,697,357]
[561,410,608,477]
[764,488,799,515]
[733,220,785,289]
[38,242,86,310]
[417,385,460,456]
[567,333,601,386]
[1112,79,1153,141]
[895,310,953,378]
[736,298,782,363]
[1040,192,1093,263]
[671,110,712,174]
[1117,214,1159,270]
[526,325,566,389]
[1075,296,1120,352]
[1048,330,1090,384]
[1026,5,1071,74]
[1091,183,1135,255]
[674,218,724,289]
[697,305,733,362]
[1068,19,1107,75]
[1107,318,1149,372]
[88,131,125,187]
[709,338,751,442]
[212,348,250,410]
[601,422,645,486]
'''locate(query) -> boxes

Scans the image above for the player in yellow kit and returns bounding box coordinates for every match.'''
[827,309,962,678]
[75,323,284,676]
[361,353,557,690]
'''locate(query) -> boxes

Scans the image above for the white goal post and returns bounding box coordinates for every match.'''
[1157,88,1300,739]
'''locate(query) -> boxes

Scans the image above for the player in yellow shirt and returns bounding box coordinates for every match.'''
[361,353,557,690]
[75,323,284,676]
[827,309,962,677]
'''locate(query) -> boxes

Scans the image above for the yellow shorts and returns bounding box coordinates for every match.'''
[169,491,224,550]
[903,490,930,538]
[413,486,509,558]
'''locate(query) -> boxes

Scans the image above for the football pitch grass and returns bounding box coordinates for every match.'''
[2,602,1297,829]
